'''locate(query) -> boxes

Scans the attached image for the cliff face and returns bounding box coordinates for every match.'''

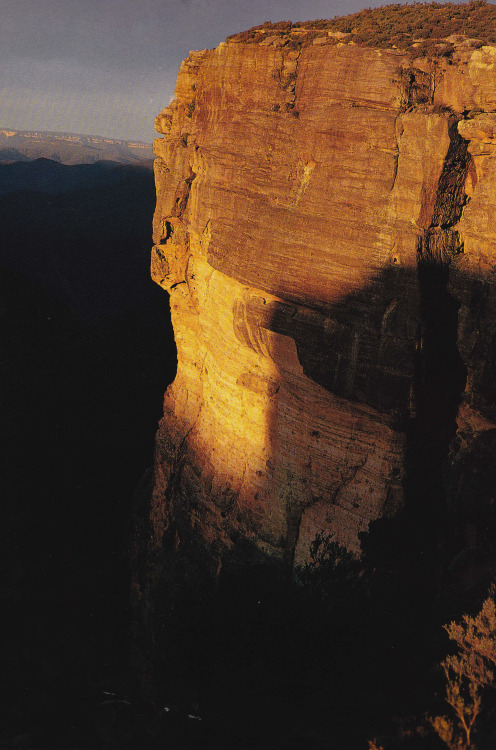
[146,36,496,574]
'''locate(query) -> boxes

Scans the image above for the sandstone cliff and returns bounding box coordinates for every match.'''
[144,31,496,580]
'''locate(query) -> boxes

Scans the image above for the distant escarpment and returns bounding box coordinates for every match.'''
[0,128,154,165]
[138,7,496,604]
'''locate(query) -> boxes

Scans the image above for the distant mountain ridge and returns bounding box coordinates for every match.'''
[0,127,154,165]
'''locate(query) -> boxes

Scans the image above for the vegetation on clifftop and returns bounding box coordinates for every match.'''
[227,1,496,57]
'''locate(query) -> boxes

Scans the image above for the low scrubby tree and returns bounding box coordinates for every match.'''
[432,594,496,749]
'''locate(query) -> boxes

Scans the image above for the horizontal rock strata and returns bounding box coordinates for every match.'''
[147,37,496,572]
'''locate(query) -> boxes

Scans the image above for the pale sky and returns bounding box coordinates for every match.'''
[0,0,468,142]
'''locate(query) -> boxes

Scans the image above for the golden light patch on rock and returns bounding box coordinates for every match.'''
[148,37,496,567]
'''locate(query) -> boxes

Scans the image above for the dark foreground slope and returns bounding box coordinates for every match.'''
[0,161,176,747]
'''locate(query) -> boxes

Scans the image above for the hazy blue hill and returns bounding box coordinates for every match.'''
[0,160,160,319]
[0,147,29,162]
[0,157,152,197]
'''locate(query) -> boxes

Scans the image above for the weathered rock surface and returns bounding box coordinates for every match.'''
[144,36,496,577]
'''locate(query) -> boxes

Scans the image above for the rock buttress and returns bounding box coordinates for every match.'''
[143,39,496,580]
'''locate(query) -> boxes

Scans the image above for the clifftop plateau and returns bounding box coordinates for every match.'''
[227,0,496,52]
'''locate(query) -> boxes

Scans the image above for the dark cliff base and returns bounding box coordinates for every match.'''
[129,455,496,750]
[126,254,496,750]
[130,213,496,748]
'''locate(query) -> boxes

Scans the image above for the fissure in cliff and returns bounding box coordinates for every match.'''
[407,117,469,543]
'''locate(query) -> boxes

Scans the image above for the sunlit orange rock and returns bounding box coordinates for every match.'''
[147,36,496,571]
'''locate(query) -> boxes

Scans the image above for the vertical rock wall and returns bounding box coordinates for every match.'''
[145,38,496,577]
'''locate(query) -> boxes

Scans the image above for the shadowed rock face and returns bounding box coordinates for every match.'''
[144,39,496,577]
